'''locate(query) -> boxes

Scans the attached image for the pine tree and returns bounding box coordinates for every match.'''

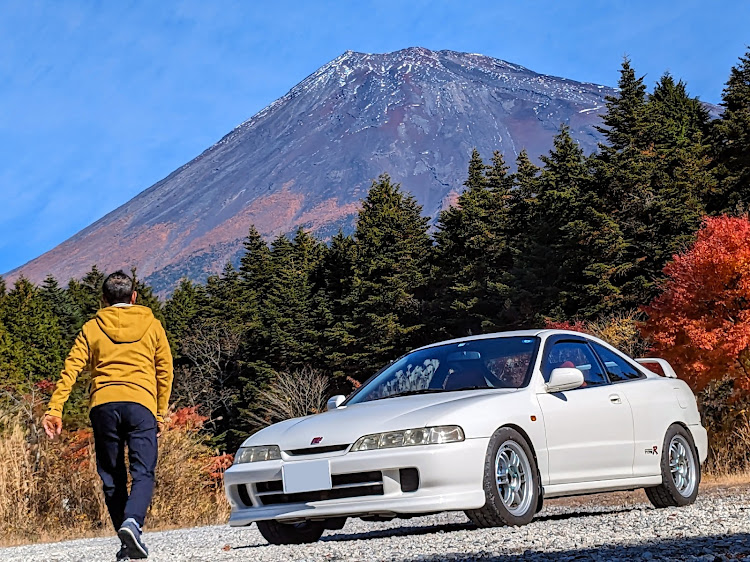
[485,150,515,193]
[591,62,711,308]
[596,57,648,152]
[504,151,539,325]
[0,278,67,386]
[347,174,432,379]
[163,278,202,355]
[39,274,79,343]
[238,226,273,332]
[67,265,105,325]
[434,150,514,336]
[0,319,20,383]
[131,268,165,324]
[261,233,296,369]
[315,230,357,377]
[513,126,627,321]
[644,73,716,206]
[645,73,711,149]
[507,150,540,237]
[262,229,324,372]
[228,227,277,448]
[185,262,248,449]
[203,262,244,325]
[712,48,750,211]
[465,148,487,190]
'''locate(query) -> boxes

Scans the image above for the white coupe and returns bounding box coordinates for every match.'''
[224,329,707,544]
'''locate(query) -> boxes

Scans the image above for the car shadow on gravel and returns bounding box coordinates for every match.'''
[320,521,475,542]
[534,506,637,522]
[318,508,633,543]
[389,532,750,561]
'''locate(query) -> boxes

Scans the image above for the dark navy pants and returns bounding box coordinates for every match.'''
[90,402,158,530]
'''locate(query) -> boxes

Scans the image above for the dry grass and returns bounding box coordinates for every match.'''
[0,423,108,546]
[702,416,750,477]
[0,410,230,547]
[148,416,231,529]
[702,470,750,486]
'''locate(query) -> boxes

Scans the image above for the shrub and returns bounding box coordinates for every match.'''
[249,367,329,430]
[544,310,649,358]
[696,376,750,474]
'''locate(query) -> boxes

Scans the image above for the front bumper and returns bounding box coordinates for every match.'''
[224,438,488,525]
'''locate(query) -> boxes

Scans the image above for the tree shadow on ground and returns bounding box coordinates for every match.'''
[388,532,750,561]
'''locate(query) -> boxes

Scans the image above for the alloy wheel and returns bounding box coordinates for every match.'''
[495,440,534,516]
[669,434,697,498]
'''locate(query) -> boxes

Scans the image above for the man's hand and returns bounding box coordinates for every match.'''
[157,421,165,437]
[43,414,63,440]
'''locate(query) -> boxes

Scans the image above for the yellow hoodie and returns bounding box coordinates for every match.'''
[46,305,174,423]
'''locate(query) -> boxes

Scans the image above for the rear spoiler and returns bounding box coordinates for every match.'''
[635,358,677,378]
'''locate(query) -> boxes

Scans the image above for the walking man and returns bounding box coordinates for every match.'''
[43,270,174,560]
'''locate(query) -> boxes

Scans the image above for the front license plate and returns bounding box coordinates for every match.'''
[282,460,332,494]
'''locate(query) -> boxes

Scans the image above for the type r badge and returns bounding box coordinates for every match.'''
[645,446,658,455]
[311,436,323,445]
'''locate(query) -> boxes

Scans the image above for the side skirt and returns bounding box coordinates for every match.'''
[543,475,662,499]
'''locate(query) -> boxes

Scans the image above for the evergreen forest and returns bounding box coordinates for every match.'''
[3,51,750,453]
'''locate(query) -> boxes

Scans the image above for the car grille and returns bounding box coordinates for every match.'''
[285,444,350,456]
[253,470,384,506]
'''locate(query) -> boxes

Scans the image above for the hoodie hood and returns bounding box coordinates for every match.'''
[95,305,155,343]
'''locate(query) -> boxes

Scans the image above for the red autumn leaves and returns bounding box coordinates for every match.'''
[644,216,750,391]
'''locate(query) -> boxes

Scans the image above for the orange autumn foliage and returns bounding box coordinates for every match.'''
[168,405,209,430]
[543,319,590,334]
[204,453,234,480]
[643,215,750,391]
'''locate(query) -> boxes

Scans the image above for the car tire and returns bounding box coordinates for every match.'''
[535,489,544,514]
[256,519,325,544]
[645,424,700,508]
[465,427,539,527]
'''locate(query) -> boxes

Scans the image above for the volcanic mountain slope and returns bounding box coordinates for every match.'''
[9,47,617,292]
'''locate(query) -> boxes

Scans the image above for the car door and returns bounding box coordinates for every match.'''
[536,337,635,485]
[590,342,665,478]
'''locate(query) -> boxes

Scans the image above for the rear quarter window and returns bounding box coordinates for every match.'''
[592,342,646,382]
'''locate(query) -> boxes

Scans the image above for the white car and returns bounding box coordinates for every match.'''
[224,329,707,544]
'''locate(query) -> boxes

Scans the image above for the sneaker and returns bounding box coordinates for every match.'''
[116,544,130,561]
[117,518,148,559]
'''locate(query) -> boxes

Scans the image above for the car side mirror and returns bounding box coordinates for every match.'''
[546,368,585,393]
[326,395,346,411]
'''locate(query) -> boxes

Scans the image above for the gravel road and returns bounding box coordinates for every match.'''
[2,484,749,561]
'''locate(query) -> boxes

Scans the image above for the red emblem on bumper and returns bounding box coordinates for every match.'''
[311,436,323,445]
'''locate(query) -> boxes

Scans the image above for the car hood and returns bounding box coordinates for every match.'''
[242,388,519,450]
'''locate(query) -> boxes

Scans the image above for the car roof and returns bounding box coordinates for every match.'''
[413,329,566,351]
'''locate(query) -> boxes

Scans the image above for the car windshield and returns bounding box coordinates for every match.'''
[346,336,540,405]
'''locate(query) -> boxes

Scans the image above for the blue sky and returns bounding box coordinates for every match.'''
[1,0,748,275]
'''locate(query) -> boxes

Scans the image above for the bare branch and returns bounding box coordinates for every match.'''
[248,367,330,430]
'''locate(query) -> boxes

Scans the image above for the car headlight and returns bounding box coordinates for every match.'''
[234,445,281,464]
[351,426,465,451]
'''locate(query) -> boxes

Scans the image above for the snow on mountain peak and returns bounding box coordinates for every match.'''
[10,48,620,292]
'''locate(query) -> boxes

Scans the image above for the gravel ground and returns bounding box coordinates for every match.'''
[2,485,749,562]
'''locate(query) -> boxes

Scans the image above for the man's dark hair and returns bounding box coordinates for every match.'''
[102,271,135,305]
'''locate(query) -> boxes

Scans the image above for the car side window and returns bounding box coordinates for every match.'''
[543,341,608,388]
[592,342,646,382]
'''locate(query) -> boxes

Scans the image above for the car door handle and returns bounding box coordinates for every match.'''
[609,394,622,404]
